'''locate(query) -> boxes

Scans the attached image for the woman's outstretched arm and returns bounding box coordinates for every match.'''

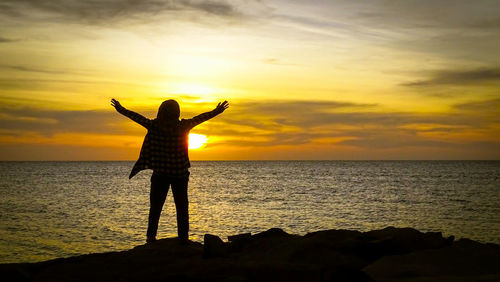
[185,101,229,129]
[111,98,152,129]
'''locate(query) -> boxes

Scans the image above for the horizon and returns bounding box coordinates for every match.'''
[2,159,499,162]
[1,0,499,160]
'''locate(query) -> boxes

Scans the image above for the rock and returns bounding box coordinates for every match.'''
[363,238,500,281]
[300,227,455,267]
[228,232,251,243]
[0,266,32,282]
[252,228,290,239]
[203,234,228,257]
[362,227,454,256]
[1,227,498,282]
[228,232,252,252]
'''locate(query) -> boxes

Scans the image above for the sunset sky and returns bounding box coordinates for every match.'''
[0,0,499,160]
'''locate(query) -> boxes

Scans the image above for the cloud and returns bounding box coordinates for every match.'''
[453,98,500,113]
[0,99,497,153]
[0,36,17,43]
[235,100,376,114]
[1,65,72,75]
[193,99,498,150]
[225,100,470,129]
[343,0,500,31]
[0,0,243,25]
[0,77,153,93]
[187,0,237,16]
[402,68,500,87]
[470,18,500,29]
[259,1,500,67]
[261,58,299,67]
[267,1,500,36]
[0,108,121,136]
[0,99,371,139]
[338,131,450,149]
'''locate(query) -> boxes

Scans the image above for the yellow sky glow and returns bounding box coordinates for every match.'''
[0,0,499,160]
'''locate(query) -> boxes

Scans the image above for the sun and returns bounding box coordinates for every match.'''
[188,133,208,150]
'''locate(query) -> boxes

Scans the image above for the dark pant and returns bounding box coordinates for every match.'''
[146,172,189,240]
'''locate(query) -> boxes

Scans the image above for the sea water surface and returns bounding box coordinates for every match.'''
[0,161,499,263]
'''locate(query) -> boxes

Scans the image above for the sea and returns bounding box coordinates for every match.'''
[0,161,499,263]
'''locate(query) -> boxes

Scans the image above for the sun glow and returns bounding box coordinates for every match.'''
[170,83,217,96]
[188,133,208,150]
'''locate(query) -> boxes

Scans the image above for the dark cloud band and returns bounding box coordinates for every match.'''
[402,68,500,87]
[0,0,241,25]
[0,36,17,43]
[3,98,495,152]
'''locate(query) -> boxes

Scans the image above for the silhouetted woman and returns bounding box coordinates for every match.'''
[111,98,229,244]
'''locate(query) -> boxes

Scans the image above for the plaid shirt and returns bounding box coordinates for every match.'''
[118,107,220,179]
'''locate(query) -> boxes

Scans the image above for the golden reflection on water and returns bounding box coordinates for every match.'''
[1,161,499,263]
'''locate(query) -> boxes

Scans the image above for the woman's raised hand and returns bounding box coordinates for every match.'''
[111,98,124,111]
[215,101,229,113]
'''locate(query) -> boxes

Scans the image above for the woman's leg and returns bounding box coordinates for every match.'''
[171,176,189,242]
[146,173,169,241]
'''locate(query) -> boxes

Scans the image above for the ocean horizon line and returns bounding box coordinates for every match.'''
[0,159,499,162]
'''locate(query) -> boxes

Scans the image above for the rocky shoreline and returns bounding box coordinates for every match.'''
[2,227,499,281]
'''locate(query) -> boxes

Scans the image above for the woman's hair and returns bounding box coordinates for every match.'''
[157,99,180,120]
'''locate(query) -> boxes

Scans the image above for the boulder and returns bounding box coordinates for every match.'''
[203,234,228,257]
[364,238,500,281]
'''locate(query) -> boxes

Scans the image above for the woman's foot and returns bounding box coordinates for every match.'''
[146,236,157,244]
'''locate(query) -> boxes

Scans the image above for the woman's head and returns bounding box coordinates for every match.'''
[157,99,180,121]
